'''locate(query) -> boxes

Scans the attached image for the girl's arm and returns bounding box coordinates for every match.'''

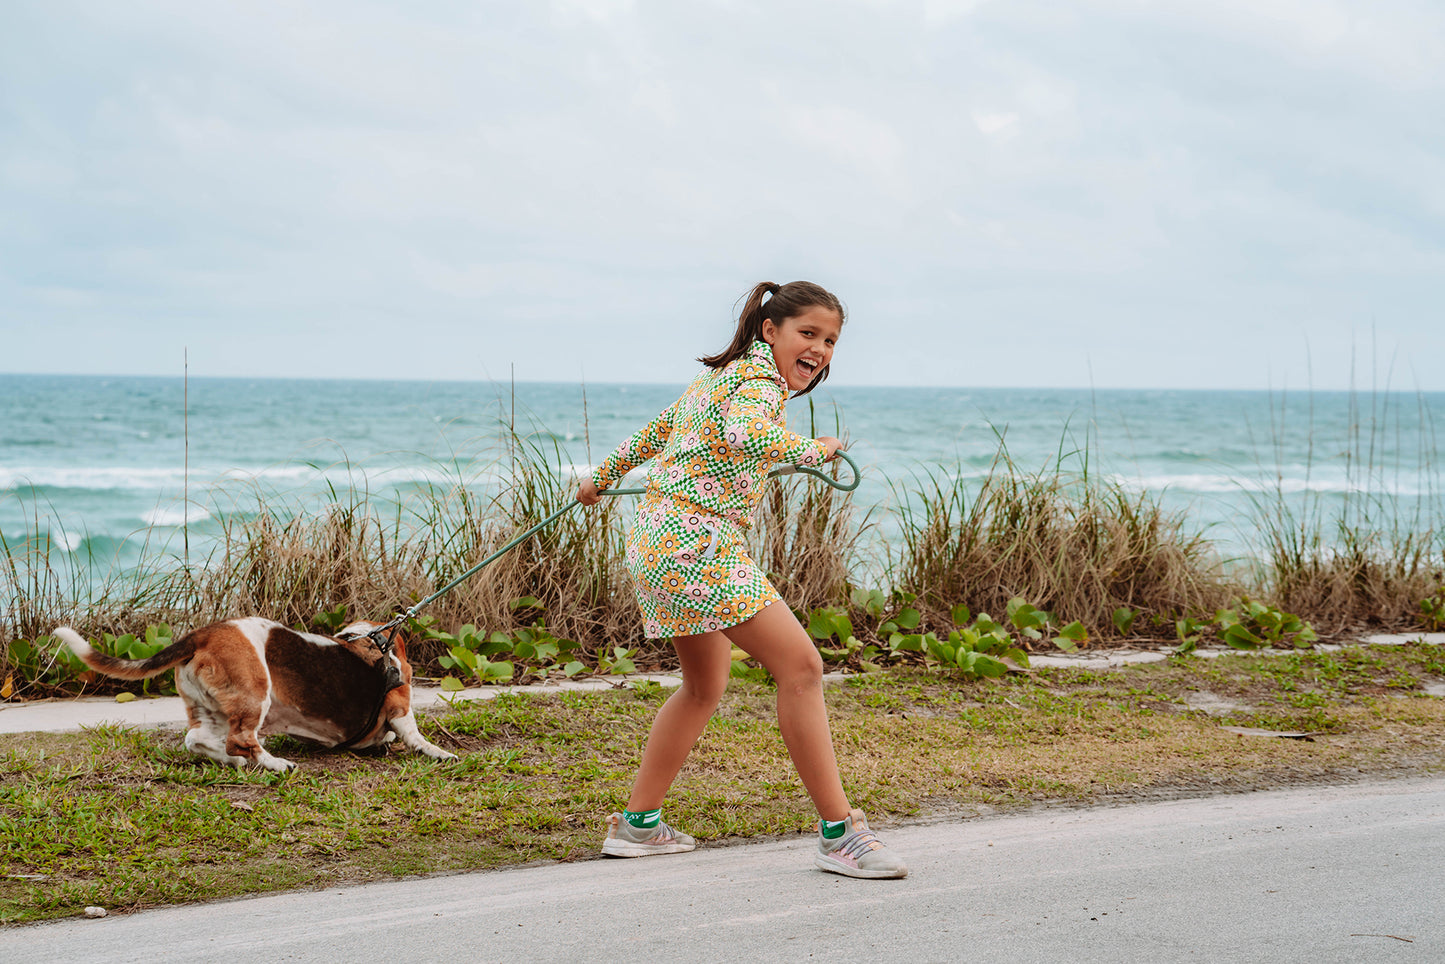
[723,377,830,466]
[589,398,679,493]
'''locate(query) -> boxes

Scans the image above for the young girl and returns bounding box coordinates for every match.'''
[576,280,907,879]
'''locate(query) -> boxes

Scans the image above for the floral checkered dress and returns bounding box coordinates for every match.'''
[591,340,828,639]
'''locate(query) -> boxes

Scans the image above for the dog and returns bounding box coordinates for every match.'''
[55,618,456,771]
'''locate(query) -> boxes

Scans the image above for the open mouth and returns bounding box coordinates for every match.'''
[795,357,819,380]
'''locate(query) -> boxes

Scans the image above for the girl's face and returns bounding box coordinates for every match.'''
[762,305,842,392]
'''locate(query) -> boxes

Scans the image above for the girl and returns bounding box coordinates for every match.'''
[576,280,907,879]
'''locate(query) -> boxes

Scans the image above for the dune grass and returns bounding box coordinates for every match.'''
[888,443,1232,640]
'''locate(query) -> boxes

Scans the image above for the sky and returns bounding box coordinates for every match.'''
[2,0,1442,390]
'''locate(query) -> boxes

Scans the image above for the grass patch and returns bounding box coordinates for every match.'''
[4,642,1444,925]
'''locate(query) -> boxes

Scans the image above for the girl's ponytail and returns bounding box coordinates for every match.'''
[699,281,843,382]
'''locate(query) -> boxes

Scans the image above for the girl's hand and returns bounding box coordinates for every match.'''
[576,479,601,506]
[817,436,844,461]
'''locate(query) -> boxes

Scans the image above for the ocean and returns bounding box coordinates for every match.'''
[2,373,1441,586]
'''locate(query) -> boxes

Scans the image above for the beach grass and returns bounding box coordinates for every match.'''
[3,642,1443,925]
[887,442,1232,640]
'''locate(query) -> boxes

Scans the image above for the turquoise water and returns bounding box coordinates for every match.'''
[2,374,1441,582]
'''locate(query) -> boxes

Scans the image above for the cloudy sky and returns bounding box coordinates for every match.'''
[2,0,1442,390]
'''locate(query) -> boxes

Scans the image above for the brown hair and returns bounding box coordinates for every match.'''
[699,281,845,397]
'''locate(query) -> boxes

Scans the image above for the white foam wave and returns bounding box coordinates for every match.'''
[141,505,213,527]
[1,466,190,491]
[51,529,82,552]
[1111,472,1429,498]
[0,463,508,493]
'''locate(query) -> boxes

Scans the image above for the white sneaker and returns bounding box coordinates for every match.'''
[815,809,908,879]
[600,812,697,857]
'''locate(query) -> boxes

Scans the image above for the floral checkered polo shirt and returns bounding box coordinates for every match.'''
[590,339,828,527]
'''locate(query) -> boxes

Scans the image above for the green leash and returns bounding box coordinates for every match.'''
[356,450,861,650]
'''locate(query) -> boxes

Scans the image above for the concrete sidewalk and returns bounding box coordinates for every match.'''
[3,633,1440,736]
[0,673,681,735]
[5,777,1442,962]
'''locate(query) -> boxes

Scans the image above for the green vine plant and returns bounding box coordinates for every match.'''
[922,604,1032,679]
[1173,599,1318,655]
[805,592,1043,680]
[805,586,928,673]
[1004,597,1089,652]
[1215,598,1319,650]
[419,597,599,691]
[1421,587,1445,632]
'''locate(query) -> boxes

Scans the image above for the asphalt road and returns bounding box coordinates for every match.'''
[7,778,1443,963]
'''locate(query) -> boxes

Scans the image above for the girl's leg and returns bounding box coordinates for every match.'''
[625,630,732,812]
[723,602,851,822]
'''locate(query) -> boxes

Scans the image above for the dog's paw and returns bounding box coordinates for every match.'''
[419,744,457,761]
[256,753,296,772]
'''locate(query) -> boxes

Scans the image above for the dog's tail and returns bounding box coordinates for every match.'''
[54,627,197,681]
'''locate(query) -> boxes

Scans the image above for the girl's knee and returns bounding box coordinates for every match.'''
[680,674,728,708]
[774,648,824,691]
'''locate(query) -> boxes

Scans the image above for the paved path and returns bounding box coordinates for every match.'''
[6,778,1442,963]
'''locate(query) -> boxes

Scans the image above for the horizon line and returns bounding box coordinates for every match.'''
[3,370,1443,396]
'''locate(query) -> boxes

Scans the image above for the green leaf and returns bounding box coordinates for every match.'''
[850,587,887,618]
[1111,607,1136,635]
[479,638,513,657]
[973,655,1008,678]
[114,692,137,703]
[509,596,543,611]
[439,676,465,692]
[482,660,515,681]
[950,604,972,628]
[1056,621,1089,643]
[1222,624,1263,650]
[448,646,480,671]
[808,608,841,641]
[1051,636,1078,653]
[893,633,925,653]
[562,660,586,677]
[895,608,921,630]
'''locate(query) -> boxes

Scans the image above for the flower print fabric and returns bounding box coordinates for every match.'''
[592,339,829,638]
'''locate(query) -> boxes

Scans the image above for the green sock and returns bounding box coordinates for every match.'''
[820,817,848,839]
[624,808,661,829]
